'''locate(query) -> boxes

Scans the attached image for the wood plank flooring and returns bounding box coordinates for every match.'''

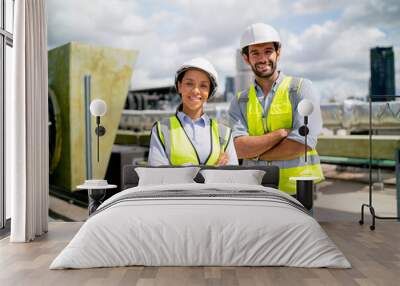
[1,221,399,286]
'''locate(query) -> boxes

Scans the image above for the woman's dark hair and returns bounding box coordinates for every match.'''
[176,70,187,85]
[241,42,280,57]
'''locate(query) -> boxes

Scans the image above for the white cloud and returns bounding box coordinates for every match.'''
[342,0,400,29]
[281,0,400,101]
[48,0,400,100]
[282,22,387,78]
[292,0,348,14]
[48,0,286,90]
[131,69,173,89]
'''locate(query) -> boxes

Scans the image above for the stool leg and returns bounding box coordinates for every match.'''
[88,189,106,215]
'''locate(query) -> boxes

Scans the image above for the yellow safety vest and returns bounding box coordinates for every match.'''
[156,115,231,166]
[238,76,324,194]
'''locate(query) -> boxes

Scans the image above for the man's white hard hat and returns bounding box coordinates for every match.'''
[240,23,281,50]
[175,57,219,98]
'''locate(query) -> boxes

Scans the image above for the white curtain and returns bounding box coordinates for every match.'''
[7,0,49,242]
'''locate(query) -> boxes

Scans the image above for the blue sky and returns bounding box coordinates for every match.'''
[48,0,400,103]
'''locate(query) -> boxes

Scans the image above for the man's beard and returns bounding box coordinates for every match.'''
[251,60,276,79]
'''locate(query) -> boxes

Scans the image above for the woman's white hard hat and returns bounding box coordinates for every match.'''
[240,23,281,50]
[175,57,219,98]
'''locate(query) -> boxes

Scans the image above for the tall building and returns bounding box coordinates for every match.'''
[235,49,254,94]
[370,47,395,101]
[224,76,235,102]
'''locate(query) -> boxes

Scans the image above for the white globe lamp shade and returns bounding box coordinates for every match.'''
[298,99,314,116]
[90,99,107,117]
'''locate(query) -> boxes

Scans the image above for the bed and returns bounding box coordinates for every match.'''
[50,165,351,269]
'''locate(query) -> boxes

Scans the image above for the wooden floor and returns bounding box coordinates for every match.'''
[1,221,399,286]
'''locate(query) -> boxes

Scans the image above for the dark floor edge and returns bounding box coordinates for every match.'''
[0,218,11,239]
[48,209,75,222]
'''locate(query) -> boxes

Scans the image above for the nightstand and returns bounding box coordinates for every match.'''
[289,176,319,211]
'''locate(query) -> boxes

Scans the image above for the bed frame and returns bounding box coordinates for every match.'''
[122,165,280,190]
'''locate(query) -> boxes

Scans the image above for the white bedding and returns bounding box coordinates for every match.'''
[50,183,351,269]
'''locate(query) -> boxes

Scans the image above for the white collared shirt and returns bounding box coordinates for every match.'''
[148,111,238,166]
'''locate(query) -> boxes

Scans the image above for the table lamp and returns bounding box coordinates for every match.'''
[90,99,107,162]
[298,99,314,162]
[77,98,116,214]
[289,99,317,211]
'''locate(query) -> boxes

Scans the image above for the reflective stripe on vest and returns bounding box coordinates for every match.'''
[267,76,293,132]
[156,115,231,166]
[279,150,324,195]
[238,77,324,194]
[244,84,265,136]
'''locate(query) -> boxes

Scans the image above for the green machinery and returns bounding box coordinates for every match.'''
[48,42,137,192]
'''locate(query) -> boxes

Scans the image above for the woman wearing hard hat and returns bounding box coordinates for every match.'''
[148,57,238,166]
[228,23,324,196]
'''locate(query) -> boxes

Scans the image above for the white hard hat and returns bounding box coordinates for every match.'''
[175,57,218,98]
[240,23,281,50]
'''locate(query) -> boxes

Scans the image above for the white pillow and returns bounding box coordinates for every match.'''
[200,169,266,185]
[135,167,200,186]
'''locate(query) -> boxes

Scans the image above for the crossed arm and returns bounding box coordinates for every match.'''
[258,138,310,161]
[234,130,309,161]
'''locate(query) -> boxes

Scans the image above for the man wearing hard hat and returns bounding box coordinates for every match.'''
[228,23,324,196]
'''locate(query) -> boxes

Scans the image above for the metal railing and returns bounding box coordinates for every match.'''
[119,100,400,132]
